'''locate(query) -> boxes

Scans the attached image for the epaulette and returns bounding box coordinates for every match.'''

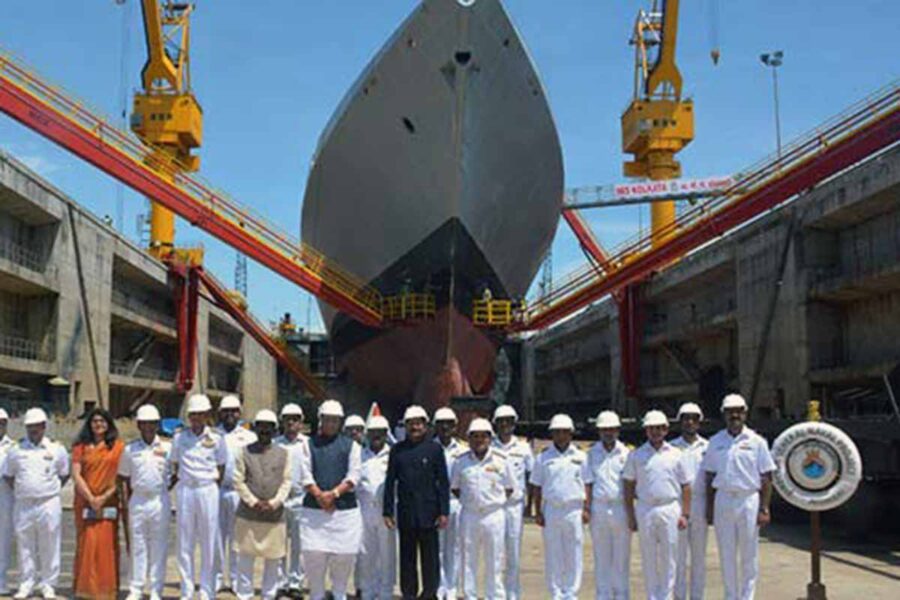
[626,443,636,450]
[492,448,508,459]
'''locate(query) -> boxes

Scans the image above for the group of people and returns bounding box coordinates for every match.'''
[0,389,776,600]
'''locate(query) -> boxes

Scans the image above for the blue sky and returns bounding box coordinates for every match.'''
[1,1,897,331]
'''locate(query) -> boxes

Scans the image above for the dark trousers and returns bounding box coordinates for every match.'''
[399,527,440,599]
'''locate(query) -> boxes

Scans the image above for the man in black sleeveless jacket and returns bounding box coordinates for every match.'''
[383,405,449,600]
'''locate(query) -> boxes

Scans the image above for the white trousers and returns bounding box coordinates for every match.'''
[675,513,708,600]
[714,491,760,600]
[590,500,631,600]
[0,486,14,590]
[636,501,680,600]
[304,550,355,600]
[236,553,281,600]
[502,501,526,599]
[14,495,61,592]
[359,511,396,600]
[438,497,461,598]
[215,488,241,590]
[128,493,170,596]
[281,497,306,590]
[176,482,220,598]
[542,503,584,600]
[460,508,506,600]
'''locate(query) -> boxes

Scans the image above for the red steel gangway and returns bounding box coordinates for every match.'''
[0,49,383,328]
[519,80,900,332]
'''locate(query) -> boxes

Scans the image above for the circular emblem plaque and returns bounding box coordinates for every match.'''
[772,422,862,512]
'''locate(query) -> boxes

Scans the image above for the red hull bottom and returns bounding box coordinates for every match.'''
[337,307,499,413]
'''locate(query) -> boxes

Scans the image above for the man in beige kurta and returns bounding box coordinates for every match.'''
[233,409,292,600]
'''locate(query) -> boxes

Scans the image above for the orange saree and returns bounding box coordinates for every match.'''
[72,439,124,600]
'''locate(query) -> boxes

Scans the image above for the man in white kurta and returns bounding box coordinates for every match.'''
[671,403,710,600]
[587,411,632,600]
[491,405,534,600]
[214,395,257,593]
[233,410,292,600]
[530,414,593,600]
[275,402,309,597]
[702,394,775,600]
[119,404,171,600]
[0,408,15,595]
[356,415,396,600]
[624,410,691,600]
[171,394,228,600]
[300,400,363,600]
[451,418,516,600]
[2,408,69,600]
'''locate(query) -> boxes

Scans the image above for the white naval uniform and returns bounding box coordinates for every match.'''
[357,445,395,600]
[587,440,631,600]
[437,437,468,600]
[623,441,690,600]
[171,426,228,599]
[275,432,310,592]
[451,447,516,600]
[118,436,172,598]
[0,434,15,593]
[215,424,257,591]
[2,436,69,595]
[529,443,592,600]
[671,436,709,600]
[702,428,775,600]
[491,435,534,600]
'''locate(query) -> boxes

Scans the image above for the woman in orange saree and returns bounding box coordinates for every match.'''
[71,408,124,600]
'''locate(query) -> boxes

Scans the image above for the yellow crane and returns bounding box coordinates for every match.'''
[131,0,202,260]
[621,0,694,247]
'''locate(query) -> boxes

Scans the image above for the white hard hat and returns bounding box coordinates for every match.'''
[254,409,278,424]
[492,405,519,422]
[548,414,575,431]
[366,415,390,431]
[318,399,345,418]
[677,402,704,420]
[136,404,161,422]
[344,415,366,429]
[721,394,748,411]
[0,408,9,420]
[642,410,669,428]
[467,417,494,436]
[219,395,242,410]
[24,407,48,426]
[403,405,429,422]
[595,410,621,429]
[280,403,304,418]
[433,407,457,423]
[186,394,212,414]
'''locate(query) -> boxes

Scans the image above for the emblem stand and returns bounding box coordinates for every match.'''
[804,401,827,600]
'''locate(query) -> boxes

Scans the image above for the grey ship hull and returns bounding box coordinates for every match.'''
[301,0,563,408]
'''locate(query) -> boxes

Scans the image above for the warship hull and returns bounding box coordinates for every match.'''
[301,0,563,413]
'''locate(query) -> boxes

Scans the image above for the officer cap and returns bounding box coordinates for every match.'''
[136,404,161,422]
[280,403,304,419]
[186,394,212,414]
[366,415,390,431]
[595,410,621,429]
[24,407,48,425]
[344,415,366,429]
[433,407,457,423]
[677,402,704,420]
[254,409,278,425]
[492,405,518,422]
[467,418,494,436]
[642,410,669,428]
[721,394,748,412]
[318,399,345,418]
[548,414,575,431]
[219,395,242,410]
[403,405,429,423]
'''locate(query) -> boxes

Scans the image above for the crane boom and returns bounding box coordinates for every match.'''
[645,0,683,100]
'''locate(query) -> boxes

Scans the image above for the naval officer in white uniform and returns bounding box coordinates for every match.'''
[275,402,310,598]
[587,410,632,600]
[171,394,228,600]
[491,405,534,600]
[356,415,396,600]
[434,407,467,600]
[214,394,258,593]
[624,410,691,600]
[703,394,775,600]
[671,403,710,600]
[0,408,15,596]
[530,413,593,600]
[451,418,516,600]
[2,407,69,600]
[120,404,172,600]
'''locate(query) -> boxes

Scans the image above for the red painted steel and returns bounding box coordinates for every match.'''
[0,68,381,328]
[562,208,612,270]
[522,103,900,332]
